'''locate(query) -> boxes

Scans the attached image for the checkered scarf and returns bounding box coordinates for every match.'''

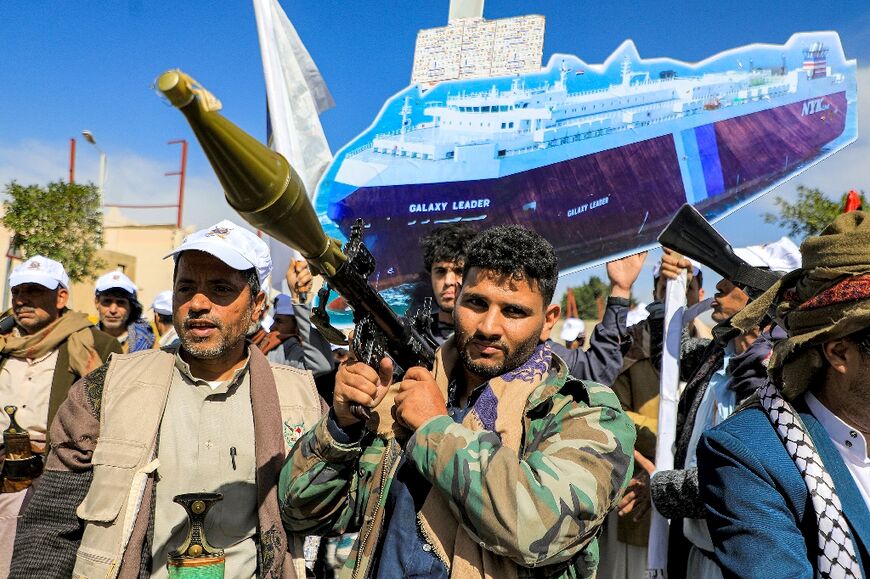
[758,382,862,578]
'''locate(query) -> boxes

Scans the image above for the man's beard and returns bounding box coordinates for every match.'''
[178,304,253,360]
[847,353,870,406]
[13,306,54,334]
[456,329,540,380]
[101,317,127,331]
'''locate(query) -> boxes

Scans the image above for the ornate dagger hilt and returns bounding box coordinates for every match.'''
[2,405,43,484]
[167,492,225,578]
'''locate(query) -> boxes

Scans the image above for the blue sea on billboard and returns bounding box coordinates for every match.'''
[313,32,857,322]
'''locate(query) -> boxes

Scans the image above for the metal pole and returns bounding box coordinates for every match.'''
[81,131,106,193]
[3,236,19,311]
[98,151,107,193]
[166,139,187,228]
[69,138,76,184]
[2,254,11,311]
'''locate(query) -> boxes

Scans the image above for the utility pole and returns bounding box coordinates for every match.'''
[165,139,188,228]
[69,138,76,183]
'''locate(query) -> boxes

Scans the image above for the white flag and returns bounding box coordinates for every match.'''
[646,274,687,577]
[253,0,335,291]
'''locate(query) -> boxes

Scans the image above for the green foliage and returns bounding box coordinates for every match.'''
[2,180,105,282]
[561,275,609,319]
[763,185,866,240]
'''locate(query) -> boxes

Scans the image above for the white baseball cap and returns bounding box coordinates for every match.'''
[559,318,586,342]
[165,219,272,285]
[734,236,801,274]
[95,270,138,296]
[151,290,173,316]
[9,256,70,290]
[273,294,295,316]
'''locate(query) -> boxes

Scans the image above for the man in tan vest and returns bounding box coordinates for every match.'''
[0,255,120,577]
[10,220,323,579]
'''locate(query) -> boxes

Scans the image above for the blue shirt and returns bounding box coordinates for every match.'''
[328,379,485,579]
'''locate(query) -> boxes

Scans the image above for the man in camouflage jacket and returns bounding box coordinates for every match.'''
[279,226,636,578]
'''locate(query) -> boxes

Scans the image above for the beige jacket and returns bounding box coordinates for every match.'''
[10,346,322,579]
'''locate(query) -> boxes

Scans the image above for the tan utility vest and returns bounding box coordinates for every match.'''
[70,349,321,579]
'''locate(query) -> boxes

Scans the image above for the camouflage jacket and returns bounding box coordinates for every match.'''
[278,350,635,578]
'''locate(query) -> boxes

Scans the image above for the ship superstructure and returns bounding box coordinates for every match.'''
[336,49,843,189]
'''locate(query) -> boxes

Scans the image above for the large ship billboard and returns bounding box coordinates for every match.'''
[313,31,857,294]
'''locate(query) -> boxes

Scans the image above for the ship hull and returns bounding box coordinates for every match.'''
[329,91,847,286]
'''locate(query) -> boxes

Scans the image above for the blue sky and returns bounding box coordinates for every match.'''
[1,1,869,300]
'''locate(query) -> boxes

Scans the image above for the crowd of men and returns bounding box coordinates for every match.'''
[0,211,868,579]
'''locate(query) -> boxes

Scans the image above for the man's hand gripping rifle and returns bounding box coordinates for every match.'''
[157,70,437,418]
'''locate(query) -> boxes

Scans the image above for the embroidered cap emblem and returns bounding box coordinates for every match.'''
[205,226,232,240]
[27,261,41,270]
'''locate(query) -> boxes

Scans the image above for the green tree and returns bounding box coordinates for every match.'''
[561,275,609,319]
[763,185,866,240]
[2,180,105,282]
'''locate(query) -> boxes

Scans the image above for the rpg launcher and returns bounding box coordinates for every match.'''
[157,70,436,418]
[658,204,781,299]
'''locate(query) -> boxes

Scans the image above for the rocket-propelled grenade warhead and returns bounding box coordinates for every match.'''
[156,69,346,277]
[156,69,437,393]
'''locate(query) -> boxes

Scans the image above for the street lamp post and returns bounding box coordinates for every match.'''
[81,130,107,193]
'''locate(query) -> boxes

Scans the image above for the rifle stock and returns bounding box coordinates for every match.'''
[658,204,780,299]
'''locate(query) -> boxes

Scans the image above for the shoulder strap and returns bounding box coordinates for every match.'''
[46,341,74,446]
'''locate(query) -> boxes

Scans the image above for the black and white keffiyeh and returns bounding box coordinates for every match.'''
[758,382,863,578]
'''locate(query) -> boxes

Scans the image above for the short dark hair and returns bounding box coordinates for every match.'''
[156,313,173,324]
[172,258,260,304]
[463,225,558,304]
[242,268,261,301]
[421,224,478,272]
[96,288,143,325]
